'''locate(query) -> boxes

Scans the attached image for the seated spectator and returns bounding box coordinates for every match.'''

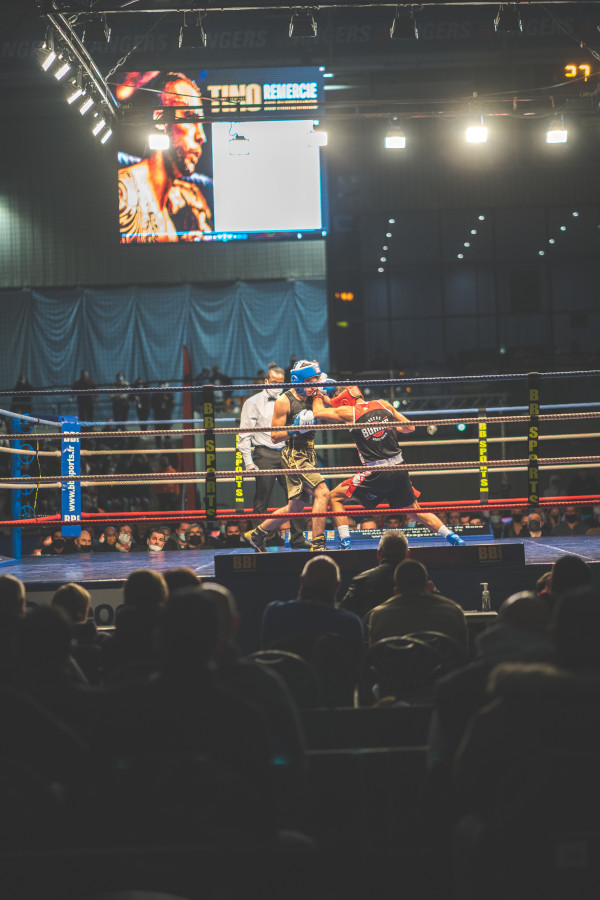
[15,606,104,742]
[261,555,364,655]
[567,467,598,498]
[384,515,405,530]
[114,524,140,553]
[341,531,409,620]
[94,587,277,841]
[546,505,562,532]
[52,582,108,685]
[542,472,567,497]
[96,525,118,552]
[453,587,600,852]
[366,560,468,650]
[549,553,591,599]
[101,569,167,682]
[52,583,91,625]
[535,570,552,596]
[185,523,207,549]
[174,521,192,550]
[525,512,544,538]
[0,575,26,685]
[40,529,76,556]
[431,591,553,767]
[163,567,202,595]
[72,528,94,553]
[502,511,528,538]
[551,504,588,536]
[221,519,244,548]
[468,515,485,527]
[359,518,379,531]
[146,528,166,552]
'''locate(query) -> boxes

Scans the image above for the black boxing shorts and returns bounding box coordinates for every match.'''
[340,468,419,510]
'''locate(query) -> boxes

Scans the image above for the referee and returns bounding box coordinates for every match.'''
[238,366,309,549]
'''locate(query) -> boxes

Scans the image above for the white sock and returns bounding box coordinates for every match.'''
[338,525,350,539]
[437,525,451,538]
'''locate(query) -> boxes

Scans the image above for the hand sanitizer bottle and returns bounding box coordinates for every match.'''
[480,582,491,612]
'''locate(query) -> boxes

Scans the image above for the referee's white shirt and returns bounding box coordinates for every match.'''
[238,389,285,468]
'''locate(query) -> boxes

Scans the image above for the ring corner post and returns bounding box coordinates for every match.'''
[59,415,82,537]
[10,417,22,560]
[527,372,540,508]
[202,386,217,521]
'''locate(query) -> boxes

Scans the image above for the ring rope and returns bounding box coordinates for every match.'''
[3,455,599,489]
[2,495,599,529]
[2,369,599,398]
[5,411,600,442]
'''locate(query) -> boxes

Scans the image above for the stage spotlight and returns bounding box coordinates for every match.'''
[494,4,523,33]
[100,128,113,144]
[546,119,568,143]
[390,6,419,39]
[179,13,207,48]
[385,120,406,149]
[289,9,317,38]
[79,95,94,116]
[149,130,169,150]
[37,44,56,71]
[54,58,71,81]
[466,118,488,143]
[65,71,84,104]
[92,117,106,137]
[83,14,111,44]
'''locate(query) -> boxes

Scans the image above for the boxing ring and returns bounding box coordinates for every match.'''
[1,369,599,647]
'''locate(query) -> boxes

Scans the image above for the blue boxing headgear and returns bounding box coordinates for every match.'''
[290,359,322,395]
[320,376,337,396]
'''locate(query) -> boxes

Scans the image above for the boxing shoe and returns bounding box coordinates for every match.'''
[446,532,466,546]
[310,536,327,553]
[244,527,269,552]
[290,538,312,551]
[337,537,352,550]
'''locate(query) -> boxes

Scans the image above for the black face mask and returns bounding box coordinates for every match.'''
[528,520,542,533]
[187,533,203,547]
[77,544,91,552]
[224,534,242,546]
[53,538,65,549]
[565,514,578,523]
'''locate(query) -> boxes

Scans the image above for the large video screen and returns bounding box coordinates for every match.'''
[117,66,327,244]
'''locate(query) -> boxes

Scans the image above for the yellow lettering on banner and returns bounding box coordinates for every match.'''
[203,403,213,415]
[529,389,539,402]
[233,557,242,570]
[529,456,539,466]
[478,546,503,563]
[530,404,539,416]
[206,439,215,453]
[243,556,256,570]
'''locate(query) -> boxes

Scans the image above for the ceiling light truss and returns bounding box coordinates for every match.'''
[41,11,119,123]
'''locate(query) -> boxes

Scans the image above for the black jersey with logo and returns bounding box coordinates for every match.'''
[352,400,402,464]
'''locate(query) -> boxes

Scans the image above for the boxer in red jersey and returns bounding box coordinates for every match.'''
[312,385,465,549]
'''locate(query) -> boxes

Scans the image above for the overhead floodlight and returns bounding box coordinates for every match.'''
[385,120,406,149]
[494,4,523,33]
[92,118,106,137]
[67,86,83,104]
[179,12,207,48]
[390,6,418,40]
[79,96,94,115]
[35,32,56,70]
[54,59,71,81]
[289,9,317,38]
[546,118,568,143]
[229,133,250,156]
[83,14,111,44]
[466,117,488,143]
[100,128,113,145]
[149,130,170,150]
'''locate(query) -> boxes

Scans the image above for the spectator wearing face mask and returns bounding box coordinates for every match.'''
[96,526,119,552]
[73,528,94,553]
[174,521,192,550]
[40,529,76,556]
[526,513,544,538]
[221,520,243,548]
[146,529,166,553]
[552,505,588,536]
[184,524,206,550]
[114,524,140,552]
